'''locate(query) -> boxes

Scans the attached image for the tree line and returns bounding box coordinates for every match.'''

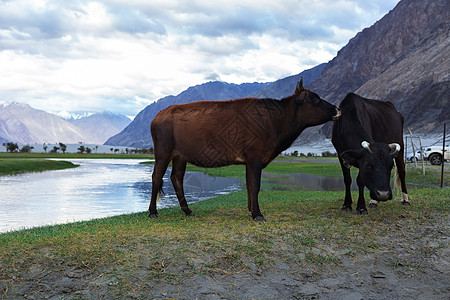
[3,142,154,155]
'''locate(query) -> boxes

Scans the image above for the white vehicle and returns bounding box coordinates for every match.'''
[407,150,423,163]
[423,145,450,165]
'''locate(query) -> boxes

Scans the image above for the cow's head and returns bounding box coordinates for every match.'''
[294,77,341,126]
[341,141,400,201]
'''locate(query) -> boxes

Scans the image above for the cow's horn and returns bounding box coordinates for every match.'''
[361,141,373,154]
[389,143,401,156]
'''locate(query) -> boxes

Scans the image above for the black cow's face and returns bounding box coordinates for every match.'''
[341,142,399,201]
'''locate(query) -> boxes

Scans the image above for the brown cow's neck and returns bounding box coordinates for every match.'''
[273,96,307,154]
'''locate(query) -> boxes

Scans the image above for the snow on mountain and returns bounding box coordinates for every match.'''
[68,112,131,144]
[53,111,94,120]
[0,102,92,145]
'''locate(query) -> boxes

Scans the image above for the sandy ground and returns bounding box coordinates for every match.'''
[1,211,448,300]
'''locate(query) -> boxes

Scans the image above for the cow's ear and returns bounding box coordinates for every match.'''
[295,77,305,94]
[341,149,364,167]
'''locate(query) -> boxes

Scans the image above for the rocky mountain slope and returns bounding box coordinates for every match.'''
[356,17,449,133]
[0,102,131,145]
[308,0,449,138]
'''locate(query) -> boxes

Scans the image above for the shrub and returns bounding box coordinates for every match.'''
[321,151,337,157]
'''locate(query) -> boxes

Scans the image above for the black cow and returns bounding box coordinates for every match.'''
[332,93,409,214]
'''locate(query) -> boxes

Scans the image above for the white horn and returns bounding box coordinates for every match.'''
[361,141,373,154]
[389,143,401,156]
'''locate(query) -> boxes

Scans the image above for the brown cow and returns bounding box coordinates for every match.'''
[149,78,341,221]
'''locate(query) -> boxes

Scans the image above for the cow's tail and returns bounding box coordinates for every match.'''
[393,162,401,192]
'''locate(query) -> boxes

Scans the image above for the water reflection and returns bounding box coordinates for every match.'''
[0,159,241,233]
[262,172,358,191]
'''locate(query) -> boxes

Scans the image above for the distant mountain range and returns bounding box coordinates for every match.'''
[0,102,130,145]
[104,81,272,147]
[104,65,327,148]
[67,112,131,145]
[106,0,449,148]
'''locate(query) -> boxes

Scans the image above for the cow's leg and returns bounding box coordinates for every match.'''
[395,156,410,205]
[171,156,193,216]
[149,154,171,218]
[246,162,264,221]
[339,158,353,211]
[356,173,368,215]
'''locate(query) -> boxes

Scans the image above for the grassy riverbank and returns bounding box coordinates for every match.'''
[0,188,448,298]
[0,159,79,176]
[0,157,448,298]
[0,153,154,176]
[0,152,153,159]
[188,159,449,187]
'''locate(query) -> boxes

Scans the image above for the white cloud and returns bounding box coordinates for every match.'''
[0,0,400,117]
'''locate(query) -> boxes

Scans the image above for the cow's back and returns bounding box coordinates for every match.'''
[332,93,404,152]
[151,98,283,167]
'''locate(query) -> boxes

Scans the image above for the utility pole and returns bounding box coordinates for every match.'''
[441,123,446,188]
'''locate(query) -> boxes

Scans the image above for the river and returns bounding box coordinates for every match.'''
[0,159,241,233]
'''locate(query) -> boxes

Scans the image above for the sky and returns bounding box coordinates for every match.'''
[0,0,400,118]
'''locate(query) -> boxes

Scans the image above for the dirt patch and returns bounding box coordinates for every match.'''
[2,218,448,299]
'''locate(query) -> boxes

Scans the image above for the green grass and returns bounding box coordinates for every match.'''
[186,159,351,179]
[187,163,247,179]
[0,158,79,176]
[0,152,154,176]
[150,157,447,188]
[0,157,448,298]
[266,161,346,177]
[405,163,449,187]
[0,189,447,290]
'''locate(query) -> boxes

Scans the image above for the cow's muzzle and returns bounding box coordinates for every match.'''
[332,107,341,120]
[374,190,392,201]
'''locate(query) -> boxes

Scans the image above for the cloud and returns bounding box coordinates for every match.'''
[0,0,401,116]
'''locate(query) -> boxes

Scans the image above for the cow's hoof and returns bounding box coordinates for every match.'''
[368,202,378,208]
[253,216,266,222]
[182,208,194,216]
[356,209,368,215]
[401,201,410,205]
[341,206,352,212]
[149,213,159,218]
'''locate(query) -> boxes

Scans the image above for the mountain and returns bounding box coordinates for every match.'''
[252,63,327,99]
[0,102,131,145]
[0,102,90,145]
[355,1,449,133]
[106,0,448,148]
[105,65,326,147]
[104,81,270,147]
[68,112,131,144]
[307,0,449,137]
